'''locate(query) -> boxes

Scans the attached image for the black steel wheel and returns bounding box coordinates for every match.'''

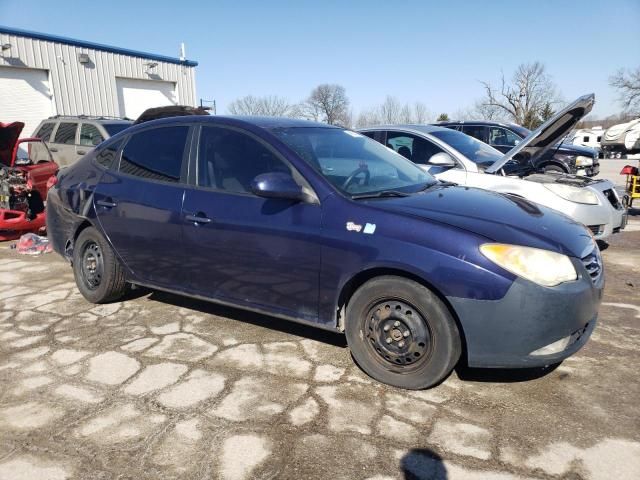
[345,276,461,390]
[73,226,128,303]
[80,241,104,290]
[364,298,433,372]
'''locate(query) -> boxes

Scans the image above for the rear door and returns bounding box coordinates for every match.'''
[181,124,322,321]
[93,124,191,288]
[50,122,79,167]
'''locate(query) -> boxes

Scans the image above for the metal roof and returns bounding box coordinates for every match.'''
[0,25,198,67]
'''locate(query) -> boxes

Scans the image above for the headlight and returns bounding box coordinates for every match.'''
[544,183,599,205]
[575,155,593,167]
[480,243,577,287]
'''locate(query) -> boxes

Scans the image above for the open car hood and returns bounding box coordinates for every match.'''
[486,94,595,174]
[0,122,24,167]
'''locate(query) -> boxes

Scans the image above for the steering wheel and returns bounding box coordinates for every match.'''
[342,166,370,190]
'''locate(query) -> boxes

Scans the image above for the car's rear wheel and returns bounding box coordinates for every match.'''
[543,164,566,174]
[345,276,461,389]
[73,226,127,303]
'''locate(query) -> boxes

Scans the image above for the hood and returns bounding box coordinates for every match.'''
[486,94,595,174]
[556,143,597,156]
[523,173,603,187]
[372,185,593,258]
[0,122,24,167]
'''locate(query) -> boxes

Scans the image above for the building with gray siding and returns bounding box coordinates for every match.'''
[0,26,198,136]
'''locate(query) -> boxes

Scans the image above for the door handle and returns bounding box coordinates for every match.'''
[96,199,117,208]
[49,147,58,152]
[185,213,212,224]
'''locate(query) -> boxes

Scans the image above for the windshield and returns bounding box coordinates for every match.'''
[430,129,502,166]
[271,127,436,196]
[103,123,131,136]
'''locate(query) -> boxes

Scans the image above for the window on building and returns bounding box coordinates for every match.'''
[120,126,189,182]
[80,124,104,146]
[53,122,78,144]
[35,122,56,142]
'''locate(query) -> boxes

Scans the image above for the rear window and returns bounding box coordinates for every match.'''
[35,122,56,141]
[94,140,122,169]
[103,123,131,136]
[119,126,189,182]
[54,122,78,144]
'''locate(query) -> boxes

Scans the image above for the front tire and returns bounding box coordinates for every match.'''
[345,276,461,390]
[73,226,127,303]
[543,164,566,174]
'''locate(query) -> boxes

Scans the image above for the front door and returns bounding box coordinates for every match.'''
[93,124,191,288]
[181,125,322,322]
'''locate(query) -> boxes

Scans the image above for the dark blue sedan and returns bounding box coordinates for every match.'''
[46,116,603,389]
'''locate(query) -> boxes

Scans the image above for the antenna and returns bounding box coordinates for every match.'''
[179,43,186,61]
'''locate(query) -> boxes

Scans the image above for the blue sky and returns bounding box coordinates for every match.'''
[1,0,638,119]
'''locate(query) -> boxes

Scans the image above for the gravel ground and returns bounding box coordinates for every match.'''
[0,217,638,480]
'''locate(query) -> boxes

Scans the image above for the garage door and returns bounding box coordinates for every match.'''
[116,78,177,120]
[0,67,54,137]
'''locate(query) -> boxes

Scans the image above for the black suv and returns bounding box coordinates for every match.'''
[436,121,600,177]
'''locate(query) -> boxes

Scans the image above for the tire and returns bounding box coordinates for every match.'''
[73,226,127,303]
[345,276,461,390]
[543,164,566,174]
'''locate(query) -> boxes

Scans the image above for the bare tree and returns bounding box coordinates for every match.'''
[355,97,432,127]
[303,84,350,125]
[610,67,640,113]
[227,95,299,116]
[479,61,560,128]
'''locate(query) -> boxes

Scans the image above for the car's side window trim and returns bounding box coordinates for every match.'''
[115,123,194,187]
[191,123,320,204]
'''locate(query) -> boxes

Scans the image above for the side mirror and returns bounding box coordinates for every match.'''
[427,152,456,167]
[251,172,309,202]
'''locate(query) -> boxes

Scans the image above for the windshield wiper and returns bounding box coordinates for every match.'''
[351,190,411,200]
[418,181,456,191]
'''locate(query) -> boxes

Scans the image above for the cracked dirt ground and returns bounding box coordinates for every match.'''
[0,229,639,480]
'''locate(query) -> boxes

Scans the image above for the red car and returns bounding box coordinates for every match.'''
[1,122,58,241]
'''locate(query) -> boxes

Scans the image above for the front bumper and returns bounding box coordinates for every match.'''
[447,257,603,368]
[0,209,46,241]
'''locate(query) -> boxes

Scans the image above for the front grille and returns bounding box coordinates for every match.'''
[603,188,622,209]
[581,247,603,284]
[587,224,604,235]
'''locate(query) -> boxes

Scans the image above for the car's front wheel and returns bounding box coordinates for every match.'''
[73,226,127,303]
[345,276,461,389]
[543,164,567,174]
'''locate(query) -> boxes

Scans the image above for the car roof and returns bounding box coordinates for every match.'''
[126,115,338,131]
[435,120,524,129]
[359,124,451,135]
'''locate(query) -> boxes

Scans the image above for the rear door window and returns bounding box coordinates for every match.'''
[119,126,189,183]
[462,125,488,143]
[94,140,122,169]
[80,124,105,146]
[488,127,521,147]
[54,122,78,144]
[387,132,445,165]
[35,122,56,141]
